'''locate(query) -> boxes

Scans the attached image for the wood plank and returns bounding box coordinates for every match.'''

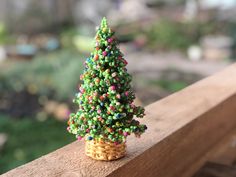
[208,129,236,166]
[180,128,236,177]
[193,162,236,177]
[2,64,236,177]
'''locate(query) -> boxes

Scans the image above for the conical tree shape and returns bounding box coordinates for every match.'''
[67,17,147,144]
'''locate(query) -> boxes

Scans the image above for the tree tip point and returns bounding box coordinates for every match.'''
[101,17,108,27]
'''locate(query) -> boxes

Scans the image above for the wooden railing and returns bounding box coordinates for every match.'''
[2,64,236,177]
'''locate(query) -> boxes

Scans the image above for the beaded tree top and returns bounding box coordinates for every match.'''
[67,17,147,146]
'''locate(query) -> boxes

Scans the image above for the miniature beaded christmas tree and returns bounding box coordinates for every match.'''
[67,17,147,161]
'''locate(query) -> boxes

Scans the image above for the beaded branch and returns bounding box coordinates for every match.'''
[67,17,147,144]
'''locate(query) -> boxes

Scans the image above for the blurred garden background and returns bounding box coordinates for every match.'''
[0,0,236,174]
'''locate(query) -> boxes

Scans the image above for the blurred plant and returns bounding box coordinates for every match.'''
[60,27,79,49]
[0,23,15,45]
[145,20,194,51]
[0,23,7,44]
[144,19,219,51]
[0,50,84,117]
[0,50,83,101]
[228,22,236,59]
[73,35,94,53]
[0,115,74,174]
[150,79,188,92]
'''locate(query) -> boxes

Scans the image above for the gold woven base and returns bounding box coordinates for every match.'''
[85,139,126,161]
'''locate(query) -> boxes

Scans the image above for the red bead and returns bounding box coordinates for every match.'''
[107,128,113,132]
[95,78,100,83]
[94,54,99,60]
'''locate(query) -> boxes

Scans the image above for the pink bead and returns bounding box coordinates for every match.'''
[102,51,107,56]
[80,75,83,80]
[125,91,129,96]
[116,94,121,99]
[114,142,119,145]
[86,129,90,133]
[97,109,101,114]
[67,127,70,131]
[80,87,85,93]
[123,132,129,136]
[77,136,82,141]
[130,103,135,108]
[108,38,113,43]
[110,86,116,90]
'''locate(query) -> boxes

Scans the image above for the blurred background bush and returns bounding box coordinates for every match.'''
[0,0,236,174]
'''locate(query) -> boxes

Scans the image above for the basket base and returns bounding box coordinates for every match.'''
[85,139,126,161]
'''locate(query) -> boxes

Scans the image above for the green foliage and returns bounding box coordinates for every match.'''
[0,23,15,45]
[0,115,74,174]
[145,20,218,51]
[155,80,188,92]
[60,27,79,49]
[145,20,195,50]
[228,22,236,59]
[0,23,7,44]
[0,50,84,101]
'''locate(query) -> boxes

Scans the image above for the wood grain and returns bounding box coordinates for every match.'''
[2,64,236,177]
[180,127,236,177]
[193,162,236,177]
